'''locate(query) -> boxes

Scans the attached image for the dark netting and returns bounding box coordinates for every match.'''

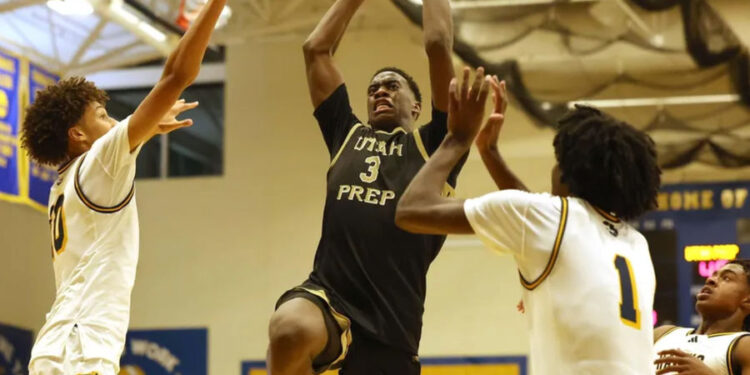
[629,0,680,11]
[391,0,750,168]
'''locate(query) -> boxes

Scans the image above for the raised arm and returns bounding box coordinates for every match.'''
[475,77,528,191]
[128,0,226,150]
[396,68,490,235]
[423,0,455,112]
[303,0,365,108]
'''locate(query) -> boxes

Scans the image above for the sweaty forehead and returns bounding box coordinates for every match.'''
[721,263,747,276]
[371,71,408,85]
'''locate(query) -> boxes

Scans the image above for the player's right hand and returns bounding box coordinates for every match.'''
[475,76,507,152]
[155,99,199,135]
[447,67,491,145]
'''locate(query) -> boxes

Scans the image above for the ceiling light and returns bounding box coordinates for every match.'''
[47,0,93,16]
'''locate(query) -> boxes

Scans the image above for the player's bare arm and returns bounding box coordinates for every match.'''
[733,337,750,375]
[423,0,454,112]
[127,0,227,151]
[303,0,364,108]
[396,67,491,235]
[475,77,528,192]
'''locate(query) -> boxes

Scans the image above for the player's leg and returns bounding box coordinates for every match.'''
[339,333,420,375]
[268,297,329,375]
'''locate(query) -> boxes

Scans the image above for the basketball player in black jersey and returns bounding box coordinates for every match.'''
[266,0,461,374]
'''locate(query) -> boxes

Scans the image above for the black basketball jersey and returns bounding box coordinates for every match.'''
[308,84,463,354]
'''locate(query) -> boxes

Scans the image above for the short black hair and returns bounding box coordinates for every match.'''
[373,67,422,103]
[21,77,109,166]
[553,105,661,220]
[728,259,750,330]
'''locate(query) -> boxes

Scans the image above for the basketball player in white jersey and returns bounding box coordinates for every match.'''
[654,260,750,374]
[20,1,227,373]
[396,72,662,374]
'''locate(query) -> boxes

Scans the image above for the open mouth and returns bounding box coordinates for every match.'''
[374,99,393,114]
[697,286,712,300]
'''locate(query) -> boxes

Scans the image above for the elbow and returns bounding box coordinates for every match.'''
[424,33,452,55]
[395,200,418,232]
[302,37,332,59]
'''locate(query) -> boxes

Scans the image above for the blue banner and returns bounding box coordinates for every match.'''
[242,356,527,375]
[26,64,59,210]
[0,322,33,375]
[120,328,207,375]
[0,50,21,202]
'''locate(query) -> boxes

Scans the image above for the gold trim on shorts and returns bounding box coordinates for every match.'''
[296,286,353,370]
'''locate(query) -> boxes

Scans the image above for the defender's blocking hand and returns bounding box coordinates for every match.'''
[155,99,199,135]
[447,67,491,145]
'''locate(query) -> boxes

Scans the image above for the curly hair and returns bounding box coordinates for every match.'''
[21,77,109,166]
[373,66,422,103]
[728,259,750,331]
[553,105,661,220]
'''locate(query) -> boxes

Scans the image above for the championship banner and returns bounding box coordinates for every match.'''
[120,328,207,375]
[0,322,33,375]
[26,64,59,211]
[0,50,22,204]
[241,356,527,375]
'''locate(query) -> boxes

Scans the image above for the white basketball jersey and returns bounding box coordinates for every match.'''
[654,327,749,375]
[31,118,141,367]
[465,191,656,375]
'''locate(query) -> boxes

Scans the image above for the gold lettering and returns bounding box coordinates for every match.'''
[349,185,365,202]
[735,188,748,209]
[0,145,12,156]
[389,143,403,157]
[380,190,396,206]
[32,71,55,87]
[683,191,700,210]
[656,193,669,211]
[376,141,387,156]
[670,192,682,210]
[702,190,714,210]
[0,74,13,89]
[721,189,734,209]
[354,137,365,151]
[0,157,6,167]
[0,56,14,73]
[364,188,380,205]
[337,185,351,200]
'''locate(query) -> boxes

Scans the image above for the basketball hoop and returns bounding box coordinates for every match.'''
[176,0,232,31]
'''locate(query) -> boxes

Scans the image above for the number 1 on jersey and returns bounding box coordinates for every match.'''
[49,194,67,257]
[614,255,640,329]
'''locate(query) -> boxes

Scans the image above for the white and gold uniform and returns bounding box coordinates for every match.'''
[464,191,656,375]
[29,119,142,375]
[655,327,750,375]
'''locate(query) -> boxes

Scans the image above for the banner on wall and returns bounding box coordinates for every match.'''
[241,356,527,375]
[120,328,207,375]
[26,64,59,211]
[0,50,22,204]
[0,322,33,375]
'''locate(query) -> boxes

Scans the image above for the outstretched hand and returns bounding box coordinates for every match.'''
[654,349,714,375]
[154,99,199,135]
[447,67,491,145]
[475,76,507,152]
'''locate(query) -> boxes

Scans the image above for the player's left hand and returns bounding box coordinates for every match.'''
[155,99,199,135]
[475,76,507,152]
[447,66,491,145]
[654,349,714,375]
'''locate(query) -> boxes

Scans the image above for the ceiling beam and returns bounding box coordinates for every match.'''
[0,0,46,13]
[87,0,178,56]
[67,18,109,70]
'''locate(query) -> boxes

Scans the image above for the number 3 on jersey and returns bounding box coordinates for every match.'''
[49,194,67,257]
[614,255,640,329]
[359,156,381,183]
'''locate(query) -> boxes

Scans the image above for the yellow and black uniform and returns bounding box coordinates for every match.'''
[276,84,463,373]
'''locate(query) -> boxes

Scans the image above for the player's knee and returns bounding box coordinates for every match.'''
[268,309,316,354]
